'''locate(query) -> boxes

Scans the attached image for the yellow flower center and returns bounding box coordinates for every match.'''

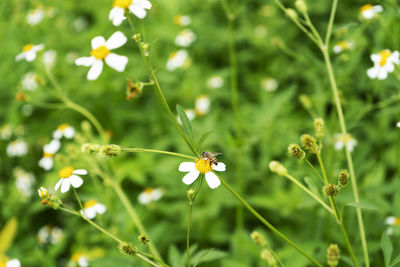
[90,46,110,60]
[360,4,372,12]
[43,152,53,158]
[113,0,132,8]
[173,15,183,25]
[71,253,82,262]
[339,134,352,143]
[23,44,34,52]
[144,188,154,194]
[58,166,74,178]
[84,199,97,209]
[379,50,392,66]
[0,256,9,267]
[168,52,177,60]
[195,159,212,174]
[394,217,400,226]
[57,124,69,131]
[338,41,347,49]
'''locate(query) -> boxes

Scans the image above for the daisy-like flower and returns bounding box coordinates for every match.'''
[207,75,224,89]
[37,225,64,245]
[334,133,357,152]
[80,200,106,219]
[166,50,190,71]
[173,15,191,26]
[75,31,128,80]
[54,166,86,193]
[261,77,278,92]
[16,44,44,62]
[43,50,57,69]
[13,167,35,197]
[0,124,12,140]
[53,124,75,140]
[195,95,211,116]
[109,0,152,26]
[367,50,400,80]
[178,156,226,189]
[360,4,382,19]
[7,139,27,157]
[175,29,196,47]
[333,41,353,54]
[385,216,400,226]
[138,188,163,204]
[0,257,20,267]
[39,139,61,171]
[21,72,39,91]
[26,6,45,25]
[69,253,89,267]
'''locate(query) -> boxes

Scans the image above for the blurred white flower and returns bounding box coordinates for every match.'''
[175,29,196,47]
[0,258,20,267]
[166,50,190,71]
[178,159,226,189]
[37,225,64,245]
[43,50,57,69]
[333,41,353,54]
[7,139,28,157]
[367,50,400,80]
[53,124,75,140]
[334,133,357,152]
[397,122,400,128]
[13,167,35,197]
[69,253,89,267]
[177,109,195,124]
[16,44,44,62]
[21,72,39,91]
[39,139,61,171]
[109,0,152,26]
[75,31,128,80]
[360,4,382,19]
[80,200,106,219]
[195,95,210,116]
[207,75,224,89]
[26,7,45,25]
[38,186,48,198]
[138,188,163,204]
[72,16,89,32]
[261,77,278,92]
[173,15,191,26]
[55,166,86,193]
[385,216,400,226]
[0,125,12,140]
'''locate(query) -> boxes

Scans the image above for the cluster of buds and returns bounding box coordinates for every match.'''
[327,244,340,266]
[133,34,150,56]
[250,231,268,247]
[38,187,59,209]
[300,134,320,154]
[314,118,324,139]
[322,184,339,197]
[260,249,277,267]
[118,242,138,255]
[337,169,349,187]
[322,169,349,197]
[268,161,287,176]
[81,143,121,158]
[288,144,305,160]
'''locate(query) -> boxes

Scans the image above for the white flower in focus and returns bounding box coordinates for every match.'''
[261,77,278,92]
[367,50,400,80]
[80,200,106,219]
[360,4,382,19]
[333,41,353,54]
[75,31,128,80]
[178,158,226,189]
[13,167,35,197]
[7,140,28,157]
[0,125,12,140]
[385,216,400,226]
[37,225,64,245]
[39,139,61,171]
[0,258,20,267]
[207,75,224,89]
[334,133,357,152]
[54,166,86,193]
[175,29,196,47]
[26,7,45,25]
[16,44,44,62]
[138,188,163,204]
[53,124,75,140]
[21,72,39,91]
[69,253,89,267]
[109,0,152,26]
[166,50,190,71]
[173,15,191,26]
[195,95,210,116]
[43,50,57,69]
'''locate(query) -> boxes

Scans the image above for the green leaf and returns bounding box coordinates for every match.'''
[345,202,378,210]
[304,176,320,197]
[390,254,400,267]
[381,232,393,267]
[0,217,18,255]
[197,129,215,150]
[192,248,227,266]
[176,104,195,146]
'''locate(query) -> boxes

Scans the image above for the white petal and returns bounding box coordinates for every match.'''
[152,189,163,200]
[84,208,97,219]
[105,53,128,72]
[16,53,25,61]
[110,7,126,26]
[44,139,61,153]
[91,36,106,49]
[205,172,221,189]
[212,162,226,172]
[105,31,127,50]
[75,56,95,67]
[39,157,53,170]
[178,162,196,172]
[25,51,37,62]
[334,141,343,150]
[377,69,388,80]
[87,60,103,80]
[95,203,106,214]
[70,175,83,188]
[130,6,147,19]
[32,44,44,52]
[73,169,87,175]
[54,179,63,191]
[64,127,75,139]
[135,0,152,9]
[138,193,151,204]
[367,66,378,79]
[60,179,71,193]
[7,259,21,267]
[52,130,62,139]
[182,170,199,185]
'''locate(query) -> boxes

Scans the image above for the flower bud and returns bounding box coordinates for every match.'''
[260,249,277,267]
[299,94,312,109]
[295,0,307,13]
[314,118,324,139]
[100,144,121,158]
[288,144,305,160]
[323,184,339,197]
[38,186,48,198]
[126,80,143,100]
[187,189,195,202]
[250,231,267,247]
[285,8,297,19]
[138,233,150,245]
[133,34,141,42]
[337,169,349,187]
[142,43,150,56]
[300,134,319,154]
[327,244,340,267]
[81,143,100,154]
[119,242,138,255]
[269,161,287,176]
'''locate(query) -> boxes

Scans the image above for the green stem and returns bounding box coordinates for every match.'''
[72,187,84,212]
[216,173,323,266]
[136,254,163,267]
[324,0,338,46]
[303,12,323,46]
[186,201,193,267]
[122,148,195,160]
[305,159,324,183]
[316,153,328,184]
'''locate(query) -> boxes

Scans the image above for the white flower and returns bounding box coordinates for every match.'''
[75,31,128,80]
[261,77,278,92]
[334,133,357,152]
[109,0,152,26]
[386,227,394,236]
[54,166,87,193]
[39,139,61,171]
[173,15,191,26]
[43,50,57,69]
[7,140,28,157]
[26,7,45,25]
[178,158,226,189]
[166,50,190,71]
[360,4,383,19]
[175,29,196,47]
[69,253,89,267]
[207,75,224,89]
[333,41,353,54]
[0,125,12,140]
[16,44,44,62]
[13,167,35,197]
[138,188,163,204]
[367,50,400,80]
[385,216,400,226]
[0,258,20,267]
[80,200,106,219]
[195,95,210,116]
[21,72,39,91]
[53,124,75,140]
[177,109,195,124]
[397,122,400,128]
[37,225,64,245]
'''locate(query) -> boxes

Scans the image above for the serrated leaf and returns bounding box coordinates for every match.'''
[390,254,400,266]
[345,202,378,210]
[0,217,18,255]
[197,129,215,150]
[176,104,195,146]
[381,232,393,267]
[192,248,227,266]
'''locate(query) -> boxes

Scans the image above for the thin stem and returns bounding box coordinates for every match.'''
[324,0,338,46]
[122,148,195,160]
[303,12,323,46]
[316,153,328,184]
[186,200,193,267]
[72,187,84,212]
[216,173,323,266]
[305,159,325,183]
[136,254,163,267]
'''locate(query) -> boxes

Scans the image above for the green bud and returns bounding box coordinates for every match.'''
[138,233,150,245]
[327,244,340,267]
[119,242,138,255]
[337,169,349,187]
[260,249,277,267]
[81,143,100,154]
[187,189,195,202]
[300,134,319,154]
[295,0,307,13]
[299,94,312,109]
[323,184,339,197]
[314,118,324,139]
[288,144,305,160]
[269,161,287,176]
[286,8,297,19]
[250,231,267,247]
[133,34,141,42]
[100,144,121,158]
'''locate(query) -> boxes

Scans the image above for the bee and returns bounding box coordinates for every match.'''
[201,151,222,166]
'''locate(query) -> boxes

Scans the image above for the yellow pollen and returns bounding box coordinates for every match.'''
[195,159,212,174]
[84,199,98,209]
[394,217,400,226]
[71,253,82,262]
[57,124,69,131]
[90,45,110,60]
[144,188,154,194]
[113,0,132,8]
[58,166,74,178]
[360,4,372,12]
[23,44,34,52]
[339,134,352,143]
[379,50,392,66]
[43,152,53,157]
[338,41,347,49]
[169,52,177,60]
[173,15,183,25]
